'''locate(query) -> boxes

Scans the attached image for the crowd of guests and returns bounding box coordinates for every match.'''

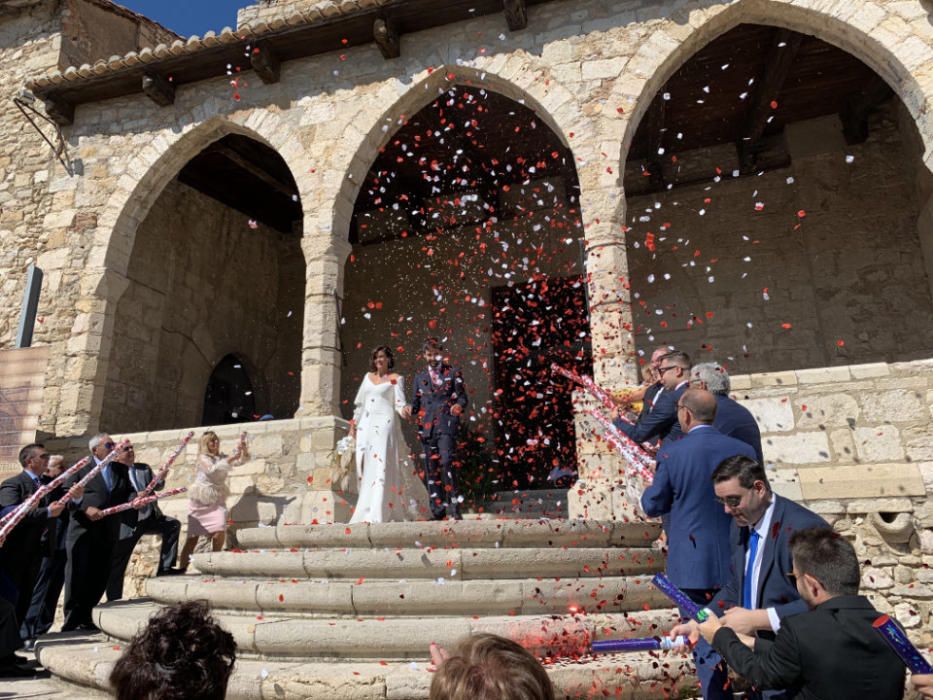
[620,346,933,699]
[0,429,245,677]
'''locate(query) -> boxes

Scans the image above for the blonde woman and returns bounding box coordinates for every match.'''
[178,431,248,570]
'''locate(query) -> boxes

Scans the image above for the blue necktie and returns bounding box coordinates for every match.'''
[743,530,760,608]
[102,466,112,492]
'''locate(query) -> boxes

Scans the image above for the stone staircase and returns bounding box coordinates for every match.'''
[480,488,570,519]
[36,519,697,699]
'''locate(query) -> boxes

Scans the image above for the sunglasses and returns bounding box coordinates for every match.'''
[714,495,744,508]
[104,441,116,450]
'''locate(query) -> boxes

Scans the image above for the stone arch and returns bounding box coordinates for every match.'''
[325,64,586,253]
[616,0,933,174]
[66,112,310,435]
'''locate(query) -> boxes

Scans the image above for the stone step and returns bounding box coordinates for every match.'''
[92,600,680,660]
[235,518,661,550]
[35,635,697,699]
[480,488,570,518]
[147,573,669,616]
[189,546,664,581]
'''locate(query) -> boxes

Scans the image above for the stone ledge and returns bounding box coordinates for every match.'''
[797,463,926,501]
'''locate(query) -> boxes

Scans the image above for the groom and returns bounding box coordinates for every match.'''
[406,338,468,520]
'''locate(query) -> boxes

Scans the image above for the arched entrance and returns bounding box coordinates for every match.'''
[340,83,588,497]
[100,133,305,432]
[202,353,258,425]
[622,23,933,373]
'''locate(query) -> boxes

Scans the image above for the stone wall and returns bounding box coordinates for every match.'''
[100,179,304,433]
[626,105,933,374]
[46,414,353,598]
[572,357,933,645]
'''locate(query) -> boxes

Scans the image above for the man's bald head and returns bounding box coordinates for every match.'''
[680,388,718,424]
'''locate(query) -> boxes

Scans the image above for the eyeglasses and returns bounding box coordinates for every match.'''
[714,494,744,508]
[104,442,116,450]
[36,453,50,460]
[657,365,678,375]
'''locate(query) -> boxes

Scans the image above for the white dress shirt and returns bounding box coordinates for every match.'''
[744,494,782,631]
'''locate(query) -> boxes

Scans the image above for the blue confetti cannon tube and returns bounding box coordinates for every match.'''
[873,615,933,674]
[592,636,689,654]
[651,573,706,620]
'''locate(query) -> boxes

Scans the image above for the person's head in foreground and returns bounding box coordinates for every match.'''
[789,527,859,605]
[429,633,555,700]
[109,600,236,700]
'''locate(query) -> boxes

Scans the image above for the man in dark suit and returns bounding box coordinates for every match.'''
[106,441,182,601]
[691,362,763,464]
[0,445,78,630]
[676,528,906,700]
[20,455,70,647]
[705,455,830,699]
[642,389,757,700]
[637,345,671,420]
[614,350,691,447]
[406,338,468,520]
[62,433,137,631]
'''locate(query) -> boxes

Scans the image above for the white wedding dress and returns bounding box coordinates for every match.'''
[349,374,429,523]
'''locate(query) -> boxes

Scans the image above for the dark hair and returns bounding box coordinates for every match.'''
[712,455,771,492]
[422,337,443,353]
[370,345,395,371]
[790,528,859,596]
[18,443,44,468]
[429,633,555,700]
[109,601,236,700]
[660,350,691,369]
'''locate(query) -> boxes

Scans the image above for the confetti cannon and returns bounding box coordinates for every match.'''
[651,572,713,622]
[591,635,690,654]
[873,615,933,674]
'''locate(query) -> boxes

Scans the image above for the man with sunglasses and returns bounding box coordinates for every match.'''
[62,433,137,631]
[672,528,906,699]
[703,455,829,699]
[614,350,692,447]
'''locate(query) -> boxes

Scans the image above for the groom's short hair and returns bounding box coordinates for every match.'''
[422,337,443,353]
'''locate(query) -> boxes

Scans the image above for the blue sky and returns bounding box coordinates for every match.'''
[117,1,255,37]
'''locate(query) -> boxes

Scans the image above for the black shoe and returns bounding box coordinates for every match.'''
[76,622,98,632]
[21,639,36,652]
[160,567,185,576]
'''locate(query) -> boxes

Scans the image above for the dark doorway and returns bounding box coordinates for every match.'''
[202,354,257,425]
[491,275,591,489]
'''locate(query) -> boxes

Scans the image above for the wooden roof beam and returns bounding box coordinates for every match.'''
[503,0,527,31]
[373,18,400,59]
[142,73,174,106]
[738,28,802,171]
[250,42,281,84]
[213,144,296,198]
[840,75,893,144]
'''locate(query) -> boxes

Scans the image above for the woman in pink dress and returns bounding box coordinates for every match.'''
[178,431,248,570]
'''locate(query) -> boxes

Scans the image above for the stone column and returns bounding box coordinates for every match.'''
[568,173,641,520]
[56,268,129,436]
[297,232,350,417]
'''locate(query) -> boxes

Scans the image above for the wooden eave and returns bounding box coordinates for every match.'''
[29,0,547,124]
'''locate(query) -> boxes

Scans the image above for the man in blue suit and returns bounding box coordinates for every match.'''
[615,350,691,447]
[708,455,830,699]
[691,362,763,464]
[642,388,757,700]
[407,338,468,520]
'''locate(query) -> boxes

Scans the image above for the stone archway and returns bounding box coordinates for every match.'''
[68,116,309,435]
[338,78,589,496]
[617,18,933,374]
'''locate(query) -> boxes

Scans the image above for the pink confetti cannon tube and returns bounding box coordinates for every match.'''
[54,439,130,508]
[140,431,194,499]
[586,408,655,481]
[98,486,188,518]
[0,456,92,546]
[551,363,635,424]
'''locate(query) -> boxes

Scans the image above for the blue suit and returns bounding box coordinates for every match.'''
[711,495,829,623]
[713,394,763,465]
[617,382,688,446]
[642,425,756,700]
[642,426,757,590]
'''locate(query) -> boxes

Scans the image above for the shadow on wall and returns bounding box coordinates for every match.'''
[227,486,295,541]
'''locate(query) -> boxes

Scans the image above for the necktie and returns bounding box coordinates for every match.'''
[102,466,112,492]
[743,530,760,608]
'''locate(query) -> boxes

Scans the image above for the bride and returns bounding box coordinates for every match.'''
[348,345,429,523]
